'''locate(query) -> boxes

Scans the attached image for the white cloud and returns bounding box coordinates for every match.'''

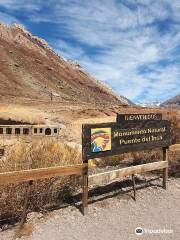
[0,11,19,24]
[55,40,84,60]
[0,0,41,11]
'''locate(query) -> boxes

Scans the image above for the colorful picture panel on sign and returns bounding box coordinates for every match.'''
[91,128,111,153]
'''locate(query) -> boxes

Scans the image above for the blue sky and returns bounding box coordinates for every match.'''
[0,0,179,103]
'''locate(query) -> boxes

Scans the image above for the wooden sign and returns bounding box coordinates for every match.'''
[82,113,171,215]
[117,113,162,123]
[82,120,170,160]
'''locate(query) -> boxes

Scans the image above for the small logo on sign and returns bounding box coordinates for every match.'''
[91,128,111,153]
[135,227,144,236]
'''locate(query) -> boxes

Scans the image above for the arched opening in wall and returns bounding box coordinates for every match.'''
[6,128,12,134]
[23,128,29,135]
[45,128,51,135]
[15,128,20,135]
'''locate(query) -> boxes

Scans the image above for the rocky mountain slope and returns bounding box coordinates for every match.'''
[0,23,130,107]
[161,94,180,108]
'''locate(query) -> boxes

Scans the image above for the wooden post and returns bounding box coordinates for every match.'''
[162,147,168,189]
[82,124,89,216]
[82,162,88,215]
[132,174,136,200]
[20,180,33,226]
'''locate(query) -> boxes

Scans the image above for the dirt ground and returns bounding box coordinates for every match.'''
[0,176,179,240]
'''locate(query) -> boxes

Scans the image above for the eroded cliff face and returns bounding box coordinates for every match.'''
[0,23,130,106]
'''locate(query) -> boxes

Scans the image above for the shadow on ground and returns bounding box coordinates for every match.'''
[65,175,163,214]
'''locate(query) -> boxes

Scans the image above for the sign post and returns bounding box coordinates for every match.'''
[162,146,169,189]
[82,125,89,215]
[82,163,88,215]
[82,113,171,215]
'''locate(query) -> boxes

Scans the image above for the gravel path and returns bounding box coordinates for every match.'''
[0,177,180,240]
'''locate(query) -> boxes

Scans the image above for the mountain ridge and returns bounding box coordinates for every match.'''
[161,94,180,108]
[0,23,131,107]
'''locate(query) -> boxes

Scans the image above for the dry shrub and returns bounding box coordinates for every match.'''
[166,115,180,176]
[131,149,162,165]
[0,139,82,224]
[0,175,81,224]
[131,148,180,177]
[0,139,82,172]
[94,153,132,168]
[169,150,180,177]
[171,116,180,144]
[96,148,179,177]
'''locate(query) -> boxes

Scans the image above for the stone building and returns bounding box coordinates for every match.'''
[0,125,61,137]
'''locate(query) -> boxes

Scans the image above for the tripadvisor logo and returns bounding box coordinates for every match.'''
[135,227,173,235]
[135,227,144,236]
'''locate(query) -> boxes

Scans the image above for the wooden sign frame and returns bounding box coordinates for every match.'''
[82,120,170,160]
[82,114,171,215]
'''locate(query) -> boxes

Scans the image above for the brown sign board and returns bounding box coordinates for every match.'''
[82,113,170,215]
[82,120,170,160]
[117,113,162,123]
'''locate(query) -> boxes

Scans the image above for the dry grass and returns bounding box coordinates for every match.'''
[169,149,180,177]
[93,153,132,168]
[73,116,116,125]
[0,104,45,124]
[94,147,179,178]
[0,139,82,224]
[0,139,82,172]
[131,149,162,165]
[170,116,180,144]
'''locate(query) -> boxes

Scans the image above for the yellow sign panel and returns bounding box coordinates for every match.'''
[91,128,111,153]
